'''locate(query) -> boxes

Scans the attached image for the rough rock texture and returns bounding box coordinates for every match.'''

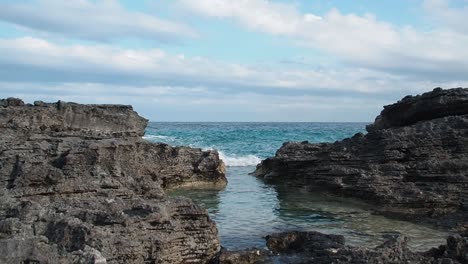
[0,99,227,263]
[210,248,269,264]
[263,231,468,264]
[211,231,467,264]
[253,88,468,228]
[425,234,468,264]
[266,231,345,255]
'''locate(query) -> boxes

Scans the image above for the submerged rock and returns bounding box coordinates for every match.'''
[253,88,468,228]
[0,99,227,263]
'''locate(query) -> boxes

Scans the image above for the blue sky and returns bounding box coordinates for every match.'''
[0,0,467,121]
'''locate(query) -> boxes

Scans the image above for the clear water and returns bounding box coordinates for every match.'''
[145,122,450,251]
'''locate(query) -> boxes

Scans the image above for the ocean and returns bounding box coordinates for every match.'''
[144,122,449,251]
[145,122,367,166]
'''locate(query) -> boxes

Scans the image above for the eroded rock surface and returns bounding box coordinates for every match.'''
[211,230,467,264]
[253,88,468,228]
[211,248,269,264]
[0,99,227,263]
[264,231,468,264]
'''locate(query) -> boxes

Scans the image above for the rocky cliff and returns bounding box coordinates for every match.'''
[0,99,227,263]
[253,88,468,229]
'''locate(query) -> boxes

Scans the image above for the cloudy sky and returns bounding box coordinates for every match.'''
[0,0,467,121]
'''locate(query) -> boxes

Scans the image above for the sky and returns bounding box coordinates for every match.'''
[0,0,467,122]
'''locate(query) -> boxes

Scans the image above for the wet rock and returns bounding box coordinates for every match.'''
[0,99,227,263]
[253,88,468,228]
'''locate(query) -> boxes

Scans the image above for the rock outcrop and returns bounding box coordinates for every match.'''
[211,230,467,264]
[263,231,468,264]
[253,88,468,228]
[211,248,269,264]
[0,99,227,263]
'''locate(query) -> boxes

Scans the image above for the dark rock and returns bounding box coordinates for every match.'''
[211,248,270,264]
[266,231,345,254]
[0,97,25,107]
[264,231,467,264]
[0,99,148,138]
[0,99,227,263]
[253,88,468,228]
[425,234,468,264]
[367,87,468,132]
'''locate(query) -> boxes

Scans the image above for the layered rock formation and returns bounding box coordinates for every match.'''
[253,88,468,228]
[0,99,226,263]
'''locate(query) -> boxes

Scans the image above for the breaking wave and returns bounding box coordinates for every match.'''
[218,151,262,167]
[143,135,175,141]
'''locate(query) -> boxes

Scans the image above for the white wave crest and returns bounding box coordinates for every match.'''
[143,135,174,141]
[218,151,262,167]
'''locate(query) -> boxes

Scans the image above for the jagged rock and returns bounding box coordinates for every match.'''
[264,231,467,264]
[253,88,468,228]
[0,99,227,263]
[0,99,147,138]
[211,248,269,264]
[368,87,468,132]
[425,233,468,264]
[266,231,345,254]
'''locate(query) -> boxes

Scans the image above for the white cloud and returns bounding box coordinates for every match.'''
[423,0,468,34]
[2,36,468,95]
[177,0,468,78]
[0,81,391,122]
[0,0,196,42]
[2,36,465,97]
[177,0,309,35]
[0,0,466,121]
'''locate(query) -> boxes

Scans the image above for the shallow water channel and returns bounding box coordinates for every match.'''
[169,166,450,252]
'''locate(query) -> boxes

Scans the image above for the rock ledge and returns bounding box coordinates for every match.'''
[0,98,227,263]
[253,88,468,229]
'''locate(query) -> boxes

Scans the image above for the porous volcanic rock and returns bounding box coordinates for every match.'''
[253,88,468,228]
[0,99,227,263]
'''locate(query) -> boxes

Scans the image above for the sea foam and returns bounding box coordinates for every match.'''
[142,135,174,141]
[218,151,262,167]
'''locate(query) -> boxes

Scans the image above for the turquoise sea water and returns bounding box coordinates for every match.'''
[144,122,450,251]
[145,122,367,165]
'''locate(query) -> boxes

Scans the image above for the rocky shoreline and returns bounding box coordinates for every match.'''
[0,99,226,263]
[1,89,467,264]
[214,230,467,264]
[253,88,468,232]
